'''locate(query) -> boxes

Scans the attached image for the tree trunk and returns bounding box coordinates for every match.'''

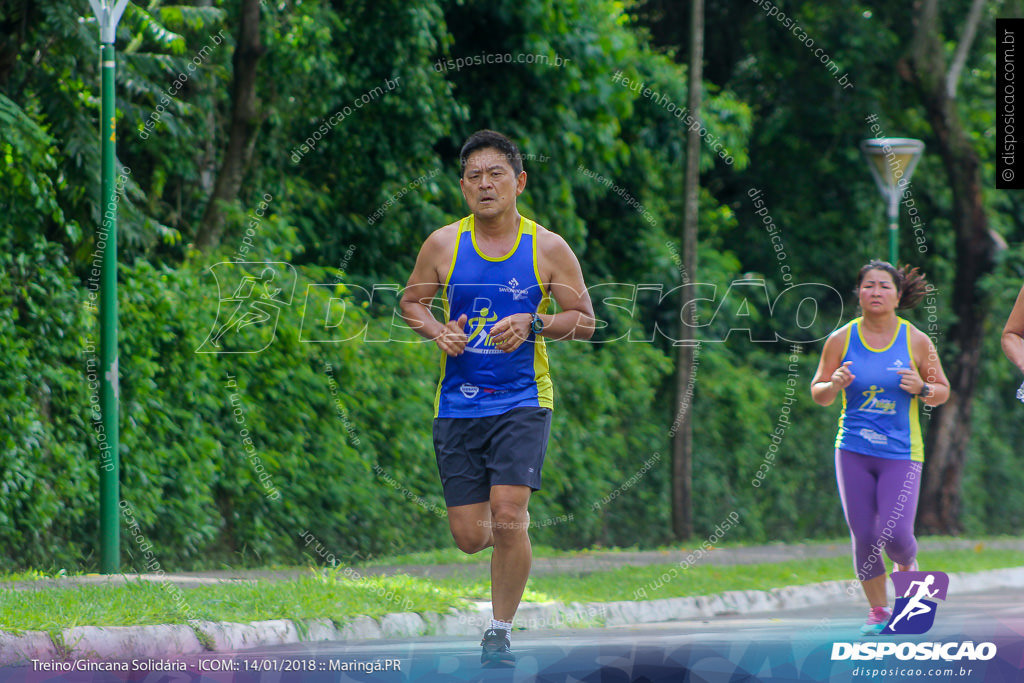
[899,0,996,534]
[194,0,265,250]
[0,1,31,87]
[671,0,703,541]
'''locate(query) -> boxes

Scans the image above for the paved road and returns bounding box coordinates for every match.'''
[182,588,1024,682]
[2,541,1020,681]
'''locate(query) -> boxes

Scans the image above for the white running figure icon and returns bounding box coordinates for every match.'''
[211,267,283,347]
[888,574,940,629]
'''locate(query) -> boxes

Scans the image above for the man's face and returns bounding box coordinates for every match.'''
[460,147,527,220]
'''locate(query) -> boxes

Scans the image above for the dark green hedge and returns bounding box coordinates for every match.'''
[1,249,1021,572]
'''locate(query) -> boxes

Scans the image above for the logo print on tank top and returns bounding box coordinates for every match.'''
[465,297,502,354]
[858,385,897,414]
[467,308,497,347]
[500,277,530,301]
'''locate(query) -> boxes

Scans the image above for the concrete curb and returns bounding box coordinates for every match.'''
[0,631,60,663]
[2,566,1021,665]
[62,624,206,660]
[197,619,300,651]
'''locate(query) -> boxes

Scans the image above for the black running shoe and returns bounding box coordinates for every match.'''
[480,628,515,668]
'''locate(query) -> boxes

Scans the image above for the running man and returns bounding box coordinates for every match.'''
[888,574,939,629]
[810,260,950,635]
[399,130,595,667]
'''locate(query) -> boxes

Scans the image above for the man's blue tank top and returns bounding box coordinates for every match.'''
[435,215,553,418]
[835,317,924,462]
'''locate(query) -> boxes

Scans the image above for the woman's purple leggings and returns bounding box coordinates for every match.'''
[835,448,922,581]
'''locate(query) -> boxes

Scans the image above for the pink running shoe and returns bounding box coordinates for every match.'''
[860,606,892,635]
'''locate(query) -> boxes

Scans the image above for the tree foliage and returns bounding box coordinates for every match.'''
[0,0,1019,570]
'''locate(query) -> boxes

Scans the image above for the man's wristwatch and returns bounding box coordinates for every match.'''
[918,383,932,398]
[530,312,544,334]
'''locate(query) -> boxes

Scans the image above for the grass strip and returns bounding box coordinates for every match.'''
[0,571,468,633]
[0,543,1019,632]
[348,535,1024,568]
[430,548,1024,604]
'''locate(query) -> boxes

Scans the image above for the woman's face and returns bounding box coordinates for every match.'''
[859,268,899,314]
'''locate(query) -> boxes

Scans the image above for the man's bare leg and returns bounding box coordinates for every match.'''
[446,501,493,554]
[488,485,532,622]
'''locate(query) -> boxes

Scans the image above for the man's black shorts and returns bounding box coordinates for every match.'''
[432,406,552,507]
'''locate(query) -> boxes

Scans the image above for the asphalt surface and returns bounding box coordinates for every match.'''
[2,539,1022,681]
[172,587,1024,682]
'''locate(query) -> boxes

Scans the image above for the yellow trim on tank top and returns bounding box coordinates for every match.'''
[434,218,467,417]
[840,320,854,357]
[530,219,548,298]
[856,316,904,353]
[533,295,554,410]
[434,278,452,416]
[905,322,920,373]
[835,321,854,447]
[446,217,468,288]
[904,320,925,461]
[527,219,552,409]
[908,394,925,462]
[469,214,525,262]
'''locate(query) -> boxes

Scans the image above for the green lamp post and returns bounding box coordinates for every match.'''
[859,138,925,265]
[88,0,129,574]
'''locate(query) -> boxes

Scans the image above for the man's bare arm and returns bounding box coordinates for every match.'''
[536,232,595,341]
[1002,283,1024,374]
[487,231,594,347]
[399,230,468,356]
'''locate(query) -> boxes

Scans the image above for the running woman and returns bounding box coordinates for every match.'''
[400,130,595,667]
[1000,282,1024,402]
[810,260,950,635]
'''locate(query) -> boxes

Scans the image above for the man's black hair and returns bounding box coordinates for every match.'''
[459,130,523,177]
